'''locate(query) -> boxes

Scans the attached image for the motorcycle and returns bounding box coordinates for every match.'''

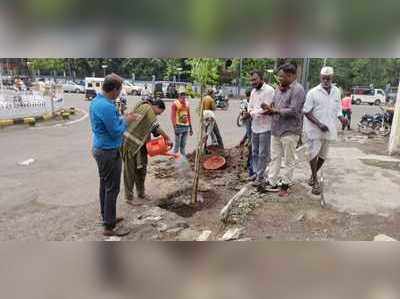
[358,106,393,136]
[215,95,229,110]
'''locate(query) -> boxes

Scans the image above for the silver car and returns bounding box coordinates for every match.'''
[63,81,84,93]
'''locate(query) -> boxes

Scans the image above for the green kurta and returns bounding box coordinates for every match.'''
[122,102,157,200]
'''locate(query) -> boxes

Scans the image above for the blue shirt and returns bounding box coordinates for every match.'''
[89,94,127,150]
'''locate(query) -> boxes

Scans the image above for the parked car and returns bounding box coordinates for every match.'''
[74,79,85,87]
[123,80,142,95]
[63,80,84,93]
[351,87,386,105]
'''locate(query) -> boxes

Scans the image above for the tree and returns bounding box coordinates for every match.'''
[163,59,181,81]
[186,58,222,88]
[185,58,223,204]
[229,58,276,87]
[30,59,65,76]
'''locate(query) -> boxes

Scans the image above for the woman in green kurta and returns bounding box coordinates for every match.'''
[122,99,171,204]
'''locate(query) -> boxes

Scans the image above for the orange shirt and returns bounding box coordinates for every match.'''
[171,99,192,127]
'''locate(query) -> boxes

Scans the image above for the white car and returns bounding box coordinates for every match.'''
[123,81,142,95]
[63,81,84,93]
[352,88,386,106]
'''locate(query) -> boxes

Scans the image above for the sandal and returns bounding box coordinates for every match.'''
[138,194,152,201]
[308,177,316,187]
[312,181,322,195]
[103,226,131,237]
[126,200,142,207]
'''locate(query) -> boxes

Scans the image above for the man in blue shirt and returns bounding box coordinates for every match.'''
[90,73,137,237]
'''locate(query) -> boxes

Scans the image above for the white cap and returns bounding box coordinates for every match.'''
[321,66,334,76]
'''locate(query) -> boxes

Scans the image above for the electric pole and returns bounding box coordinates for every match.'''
[237,57,243,97]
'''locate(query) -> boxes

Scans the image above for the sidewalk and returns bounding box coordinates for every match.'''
[324,146,400,216]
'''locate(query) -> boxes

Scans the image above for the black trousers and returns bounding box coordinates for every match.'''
[213,122,224,148]
[93,148,122,230]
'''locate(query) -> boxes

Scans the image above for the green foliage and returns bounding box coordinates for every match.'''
[186,58,223,88]
[308,58,400,90]
[10,58,400,90]
[30,59,65,73]
[230,58,275,86]
[163,59,182,81]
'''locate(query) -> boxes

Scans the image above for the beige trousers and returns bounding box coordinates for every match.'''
[268,134,299,186]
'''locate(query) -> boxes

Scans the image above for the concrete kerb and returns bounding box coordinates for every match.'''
[0,107,76,128]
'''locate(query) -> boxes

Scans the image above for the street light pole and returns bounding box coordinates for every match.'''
[0,63,4,93]
[301,57,310,92]
[266,69,274,84]
[238,57,243,97]
[102,65,108,77]
[176,67,183,83]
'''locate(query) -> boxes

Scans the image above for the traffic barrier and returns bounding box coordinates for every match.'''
[0,119,14,127]
[0,94,64,120]
[61,112,70,120]
[0,107,76,127]
[24,117,36,126]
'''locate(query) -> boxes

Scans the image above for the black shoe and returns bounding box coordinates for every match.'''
[280,183,289,191]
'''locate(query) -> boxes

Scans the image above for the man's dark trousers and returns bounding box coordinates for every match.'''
[93,148,122,230]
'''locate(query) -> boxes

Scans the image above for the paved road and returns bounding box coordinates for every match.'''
[0,93,381,212]
[0,94,245,212]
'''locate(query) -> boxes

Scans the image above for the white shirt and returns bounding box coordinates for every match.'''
[248,83,275,133]
[303,84,342,140]
[141,88,151,96]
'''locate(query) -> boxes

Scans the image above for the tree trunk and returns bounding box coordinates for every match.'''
[191,85,205,204]
[389,82,400,155]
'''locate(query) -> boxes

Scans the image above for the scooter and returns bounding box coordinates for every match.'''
[215,95,229,110]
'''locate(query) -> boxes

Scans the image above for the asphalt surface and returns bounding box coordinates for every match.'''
[0,93,381,214]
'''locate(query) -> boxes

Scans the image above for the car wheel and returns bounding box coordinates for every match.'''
[132,90,138,96]
[75,89,80,93]
[355,99,362,105]
[374,99,381,106]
